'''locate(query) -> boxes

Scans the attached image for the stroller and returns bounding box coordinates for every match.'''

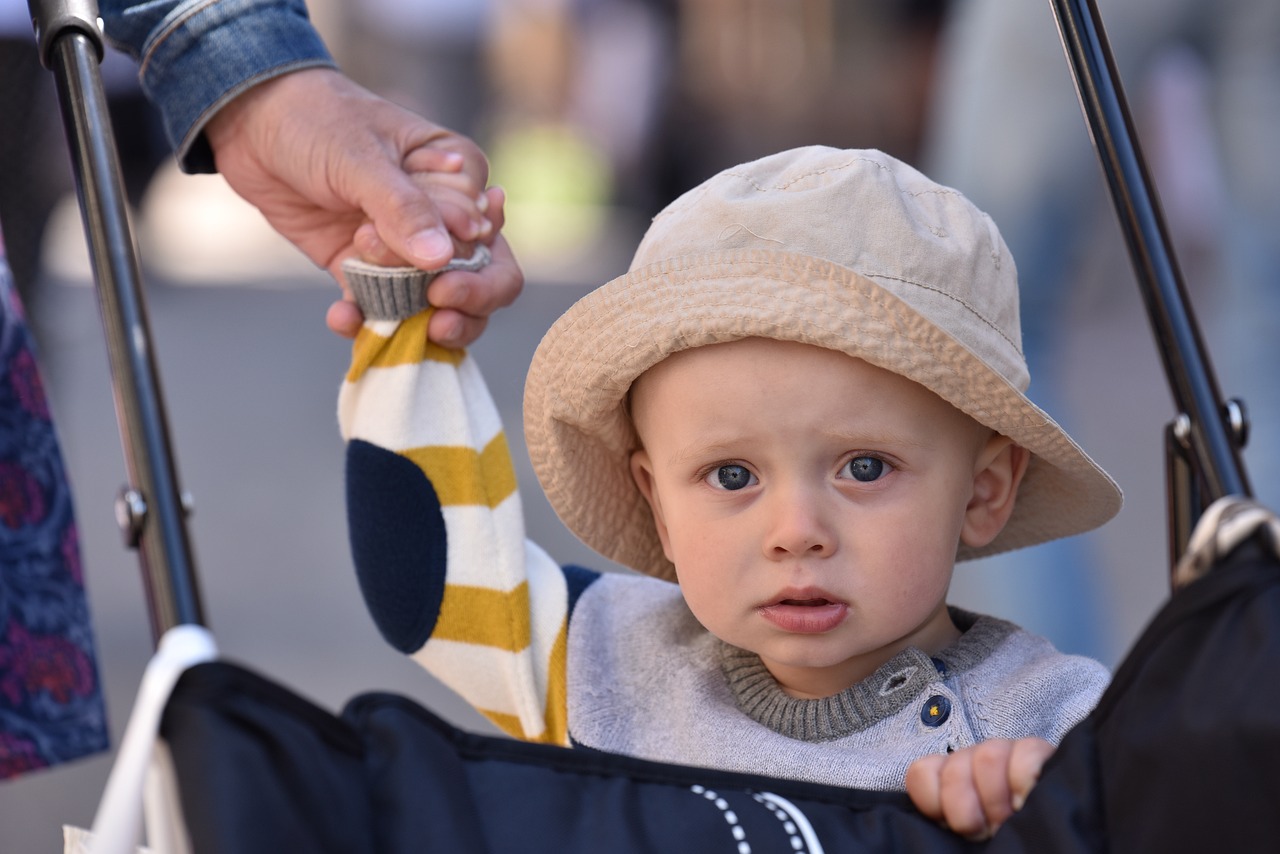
[28,0,1280,850]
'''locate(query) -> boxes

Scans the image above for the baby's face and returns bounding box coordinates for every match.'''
[629,338,1004,699]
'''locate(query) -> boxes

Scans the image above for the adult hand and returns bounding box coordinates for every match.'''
[905,736,1054,840]
[204,67,521,343]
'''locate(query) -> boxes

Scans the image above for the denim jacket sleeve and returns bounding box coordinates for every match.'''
[98,0,336,173]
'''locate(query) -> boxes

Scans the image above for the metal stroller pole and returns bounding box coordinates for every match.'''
[1049,0,1253,569]
[29,0,206,639]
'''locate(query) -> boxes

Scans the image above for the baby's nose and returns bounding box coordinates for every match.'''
[764,489,837,558]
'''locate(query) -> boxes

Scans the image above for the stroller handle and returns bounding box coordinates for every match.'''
[32,0,207,639]
[1050,0,1253,566]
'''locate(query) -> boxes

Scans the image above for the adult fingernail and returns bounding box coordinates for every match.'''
[408,229,453,266]
[476,193,490,212]
[1012,793,1027,812]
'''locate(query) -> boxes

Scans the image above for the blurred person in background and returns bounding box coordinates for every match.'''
[338,0,493,139]
[0,8,71,309]
[652,0,947,205]
[0,8,169,314]
[921,0,1280,663]
[470,0,948,274]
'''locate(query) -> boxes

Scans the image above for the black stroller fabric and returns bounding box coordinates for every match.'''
[160,542,1280,854]
[992,538,1280,853]
[160,662,974,854]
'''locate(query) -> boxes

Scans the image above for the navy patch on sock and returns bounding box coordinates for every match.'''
[562,564,601,617]
[346,439,446,653]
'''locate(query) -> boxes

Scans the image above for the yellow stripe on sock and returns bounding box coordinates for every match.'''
[346,311,464,383]
[434,581,531,652]
[400,434,517,508]
[472,620,569,745]
[542,620,569,746]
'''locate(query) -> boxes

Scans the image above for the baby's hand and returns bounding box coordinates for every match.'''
[422,227,521,348]
[332,187,523,346]
[905,737,1054,840]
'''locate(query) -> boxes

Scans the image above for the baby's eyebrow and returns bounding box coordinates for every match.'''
[668,440,742,466]
[819,427,932,450]
[667,428,934,467]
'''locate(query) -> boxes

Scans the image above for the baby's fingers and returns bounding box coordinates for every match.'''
[401,146,466,176]
[970,739,1018,834]
[905,753,947,820]
[907,741,1030,841]
[937,748,993,839]
[409,182,491,244]
[425,233,522,348]
[1007,737,1055,811]
[403,139,488,196]
[968,737,1054,837]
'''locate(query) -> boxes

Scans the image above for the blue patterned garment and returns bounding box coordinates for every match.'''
[0,242,108,781]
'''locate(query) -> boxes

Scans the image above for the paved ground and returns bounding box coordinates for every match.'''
[4,183,1270,852]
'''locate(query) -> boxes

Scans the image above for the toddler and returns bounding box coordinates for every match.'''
[339,146,1122,837]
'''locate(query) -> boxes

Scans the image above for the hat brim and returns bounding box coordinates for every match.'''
[525,249,1122,582]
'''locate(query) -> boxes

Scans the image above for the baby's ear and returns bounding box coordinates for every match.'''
[960,438,1031,548]
[629,449,674,561]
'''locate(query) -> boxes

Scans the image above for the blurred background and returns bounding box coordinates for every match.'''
[2,0,1278,849]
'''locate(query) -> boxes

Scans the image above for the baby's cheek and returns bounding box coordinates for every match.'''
[676,576,732,636]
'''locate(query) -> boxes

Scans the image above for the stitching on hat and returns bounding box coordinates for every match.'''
[719,224,785,246]
[864,271,1022,357]
[904,187,960,238]
[981,212,1003,271]
[904,191,1004,272]
[723,155,890,193]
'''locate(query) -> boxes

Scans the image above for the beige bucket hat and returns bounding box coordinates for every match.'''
[524,146,1121,582]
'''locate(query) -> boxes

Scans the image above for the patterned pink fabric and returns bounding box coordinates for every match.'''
[0,251,108,781]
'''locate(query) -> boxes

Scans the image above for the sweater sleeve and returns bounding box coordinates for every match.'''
[338,307,573,745]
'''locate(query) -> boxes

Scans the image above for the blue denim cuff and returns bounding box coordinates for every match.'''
[101,0,335,173]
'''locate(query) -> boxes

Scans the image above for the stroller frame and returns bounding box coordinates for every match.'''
[1048,0,1252,566]
[30,0,205,641]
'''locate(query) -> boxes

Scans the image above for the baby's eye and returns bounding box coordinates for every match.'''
[707,464,756,491]
[843,456,888,483]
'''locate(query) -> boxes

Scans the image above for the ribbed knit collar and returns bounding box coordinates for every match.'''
[720,608,1014,742]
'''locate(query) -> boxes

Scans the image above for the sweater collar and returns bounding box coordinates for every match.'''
[720,608,1015,742]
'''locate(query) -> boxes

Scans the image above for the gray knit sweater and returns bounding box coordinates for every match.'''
[567,573,1109,791]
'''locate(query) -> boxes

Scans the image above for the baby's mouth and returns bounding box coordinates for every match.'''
[763,586,844,609]
[758,591,849,633]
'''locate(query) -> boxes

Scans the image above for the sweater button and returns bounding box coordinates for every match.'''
[921,694,951,727]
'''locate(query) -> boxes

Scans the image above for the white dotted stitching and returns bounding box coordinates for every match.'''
[693,785,751,853]
[752,793,808,852]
